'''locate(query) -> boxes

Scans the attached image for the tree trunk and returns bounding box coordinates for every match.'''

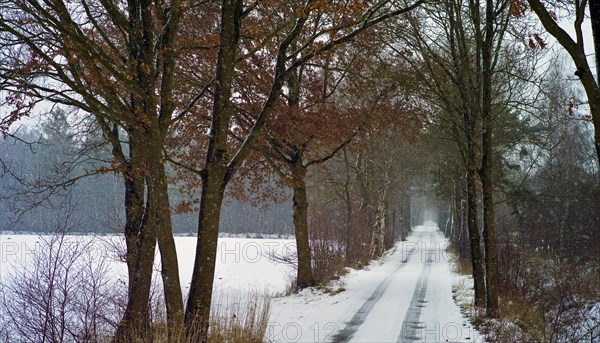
[122,140,145,294]
[391,209,397,244]
[370,183,390,259]
[102,123,145,297]
[404,192,411,239]
[453,184,465,255]
[146,138,184,337]
[284,47,314,290]
[356,153,371,213]
[115,204,155,341]
[114,131,185,341]
[589,1,600,81]
[342,148,355,264]
[185,2,242,340]
[465,107,485,308]
[481,127,498,316]
[185,167,227,341]
[114,132,155,342]
[467,166,485,308]
[290,154,315,289]
[480,0,499,317]
[114,226,155,343]
[101,124,153,342]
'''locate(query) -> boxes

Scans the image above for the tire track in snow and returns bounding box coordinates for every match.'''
[396,258,432,342]
[330,255,412,343]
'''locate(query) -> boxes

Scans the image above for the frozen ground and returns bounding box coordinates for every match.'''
[267,222,484,343]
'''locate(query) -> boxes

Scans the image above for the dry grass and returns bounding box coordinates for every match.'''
[116,290,271,343]
[445,244,472,275]
[207,290,271,343]
[478,254,600,343]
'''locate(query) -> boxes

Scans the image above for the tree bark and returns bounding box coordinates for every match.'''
[290,153,315,289]
[118,132,146,295]
[480,0,499,317]
[370,187,389,259]
[403,191,411,241]
[146,137,184,337]
[185,1,242,340]
[465,109,486,308]
[481,117,498,316]
[185,167,227,341]
[467,166,485,307]
[589,1,600,80]
[342,148,355,264]
[370,161,392,259]
[123,172,144,292]
[114,135,156,342]
[99,121,145,299]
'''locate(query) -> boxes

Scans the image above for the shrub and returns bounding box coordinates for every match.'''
[0,235,123,342]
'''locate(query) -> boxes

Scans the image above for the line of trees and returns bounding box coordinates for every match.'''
[0,0,426,341]
[402,1,600,339]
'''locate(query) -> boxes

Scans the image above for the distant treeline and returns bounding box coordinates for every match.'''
[0,112,293,235]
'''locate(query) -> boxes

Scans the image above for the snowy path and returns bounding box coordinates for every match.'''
[268,222,482,343]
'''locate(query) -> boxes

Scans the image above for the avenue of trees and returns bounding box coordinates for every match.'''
[1,0,599,342]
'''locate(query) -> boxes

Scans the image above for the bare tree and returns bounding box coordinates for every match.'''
[0,208,124,342]
[527,0,600,166]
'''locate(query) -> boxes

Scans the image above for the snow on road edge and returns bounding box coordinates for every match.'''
[267,222,485,343]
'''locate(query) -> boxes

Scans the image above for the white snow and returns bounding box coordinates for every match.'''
[174,236,295,297]
[266,222,484,342]
[0,235,294,295]
[1,222,484,342]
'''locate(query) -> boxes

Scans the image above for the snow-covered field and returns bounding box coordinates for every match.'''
[0,235,295,297]
[1,222,483,342]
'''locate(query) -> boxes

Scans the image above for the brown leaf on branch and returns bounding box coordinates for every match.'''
[509,0,529,18]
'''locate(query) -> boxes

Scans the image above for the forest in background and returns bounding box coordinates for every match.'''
[0,111,293,236]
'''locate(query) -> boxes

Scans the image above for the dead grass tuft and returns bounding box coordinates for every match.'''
[207,290,271,343]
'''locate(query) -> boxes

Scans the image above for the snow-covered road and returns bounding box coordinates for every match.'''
[268,222,483,342]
